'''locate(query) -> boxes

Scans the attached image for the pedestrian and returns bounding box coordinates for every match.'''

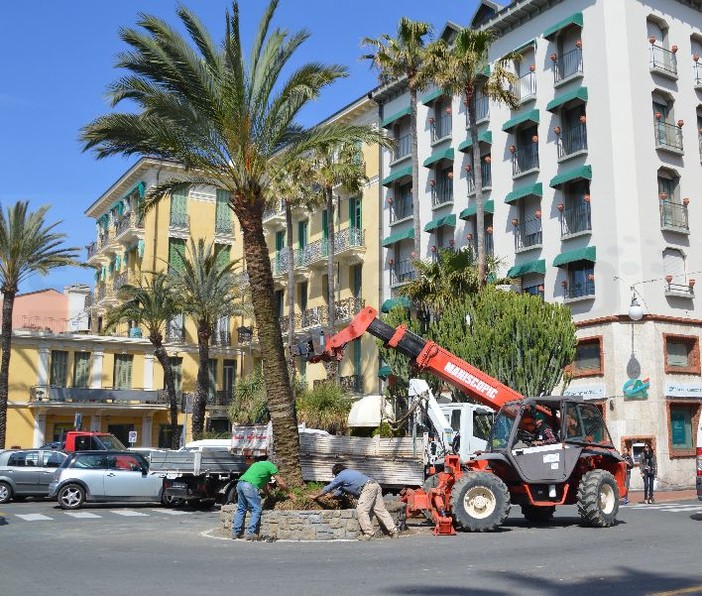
[312,463,399,541]
[640,443,657,504]
[231,456,288,540]
[621,446,634,504]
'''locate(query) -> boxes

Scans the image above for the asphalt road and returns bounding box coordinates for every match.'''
[2,498,702,596]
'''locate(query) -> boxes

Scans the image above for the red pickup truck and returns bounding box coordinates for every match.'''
[61,431,126,452]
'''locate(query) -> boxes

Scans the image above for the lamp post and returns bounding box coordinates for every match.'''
[628,294,644,321]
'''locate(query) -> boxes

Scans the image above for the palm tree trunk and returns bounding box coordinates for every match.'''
[325,186,338,381]
[285,201,296,392]
[153,344,180,449]
[192,322,211,440]
[466,87,486,288]
[238,201,302,486]
[410,87,421,258]
[0,290,16,448]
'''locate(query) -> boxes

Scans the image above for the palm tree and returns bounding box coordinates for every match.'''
[80,1,387,484]
[167,239,245,440]
[431,28,519,286]
[363,18,436,257]
[0,201,81,448]
[102,273,182,448]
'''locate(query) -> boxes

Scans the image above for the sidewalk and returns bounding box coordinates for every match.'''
[626,488,698,503]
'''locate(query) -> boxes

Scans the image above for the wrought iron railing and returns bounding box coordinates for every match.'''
[207,390,234,407]
[293,297,366,331]
[466,162,492,194]
[649,45,677,76]
[29,385,166,404]
[654,120,683,152]
[554,47,584,83]
[659,199,689,232]
[430,113,452,142]
[695,62,702,87]
[512,145,539,176]
[263,199,285,222]
[114,212,144,238]
[340,375,364,394]
[560,203,592,237]
[470,234,494,257]
[470,95,490,122]
[87,241,99,260]
[514,216,542,250]
[565,279,595,299]
[390,259,417,286]
[431,179,453,207]
[389,194,413,223]
[392,134,411,162]
[211,330,232,346]
[558,123,588,158]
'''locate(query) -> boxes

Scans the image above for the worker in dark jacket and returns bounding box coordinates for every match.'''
[532,413,558,446]
[312,464,399,541]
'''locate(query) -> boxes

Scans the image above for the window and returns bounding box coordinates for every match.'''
[167,314,185,342]
[658,171,687,232]
[166,357,183,392]
[664,334,700,374]
[169,189,188,228]
[298,220,309,248]
[113,354,133,389]
[298,281,308,314]
[215,189,232,234]
[73,352,91,388]
[50,351,68,387]
[571,337,603,376]
[566,261,595,299]
[8,451,40,467]
[215,244,231,271]
[349,198,362,230]
[168,239,186,273]
[208,359,217,400]
[667,402,700,457]
[158,424,183,448]
[275,289,285,318]
[513,124,539,176]
[560,179,591,237]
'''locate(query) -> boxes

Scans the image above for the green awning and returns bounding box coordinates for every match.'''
[424,214,456,232]
[423,147,455,168]
[381,106,411,129]
[502,109,540,132]
[507,259,546,278]
[380,297,411,313]
[378,364,393,379]
[382,228,414,247]
[460,200,495,219]
[544,12,583,40]
[382,165,412,187]
[550,165,592,188]
[553,246,596,267]
[513,39,536,54]
[458,131,493,152]
[546,87,588,112]
[505,182,543,204]
[482,65,490,77]
[421,89,447,105]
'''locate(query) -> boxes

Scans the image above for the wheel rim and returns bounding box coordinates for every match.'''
[0,484,9,501]
[60,487,82,508]
[599,482,616,514]
[462,486,497,520]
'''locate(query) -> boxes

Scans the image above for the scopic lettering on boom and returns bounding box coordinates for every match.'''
[443,363,498,400]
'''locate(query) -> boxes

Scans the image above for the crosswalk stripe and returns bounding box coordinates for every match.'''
[15,513,53,521]
[151,508,191,515]
[112,510,149,517]
[64,512,102,519]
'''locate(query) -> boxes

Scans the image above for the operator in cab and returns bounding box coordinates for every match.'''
[532,413,558,446]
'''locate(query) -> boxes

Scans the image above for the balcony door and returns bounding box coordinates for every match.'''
[349,197,362,230]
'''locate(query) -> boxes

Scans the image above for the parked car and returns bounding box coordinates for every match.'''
[48,451,166,510]
[39,441,62,450]
[0,449,68,503]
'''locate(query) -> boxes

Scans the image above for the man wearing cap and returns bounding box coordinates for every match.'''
[532,413,558,446]
[312,464,399,541]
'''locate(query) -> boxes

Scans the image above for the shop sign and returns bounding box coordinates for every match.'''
[665,382,702,399]
[623,377,649,399]
[562,384,606,399]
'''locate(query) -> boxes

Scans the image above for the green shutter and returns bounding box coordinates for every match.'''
[170,189,188,225]
[322,210,329,241]
[114,354,133,390]
[275,231,285,251]
[50,351,68,388]
[168,239,186,273]
[216,244,231,270]
[298,221,308,249]
[73,352,91,388]
[350,198,362,229]
[353,340,362,375]
[215,189,231,227]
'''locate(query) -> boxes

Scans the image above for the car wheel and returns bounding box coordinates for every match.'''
[161,494,185,508]
[58,484,86,510]
[0,481,12,504]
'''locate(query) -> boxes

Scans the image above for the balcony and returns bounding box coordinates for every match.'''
[695,62,702,90]
[467,162,492,195]
[655,121,684,154]
[469,95,490,124]
[430,113,452,143]
[165,326,185,342]
[553,47,583,85]
[564,279,595,300]
[297,227,367,270]
[207,390,234,408]
[211,330,232,346]
[29,385,167,405]
[560,203,592,238]
[664,279,695,298]
[263,199,286,229]
[272,250,291,277]
[514,216,542,251]
[511,145,539,177]
[649,45,678,79]
[513,71,536,103]
[470,234,494,257]
[294,297,366,331]
[114,212,144,244]
[392,133,411,163]
[660,199,689,233]
[389,194,413,224]
[112,270,135,293]
[340,375,364,394]
[431,179,453,208]
[169,212,190,234]
[557,123,588,160]
[390,259,417,287]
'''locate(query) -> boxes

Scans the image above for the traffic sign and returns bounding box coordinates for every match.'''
[128,430,138,444]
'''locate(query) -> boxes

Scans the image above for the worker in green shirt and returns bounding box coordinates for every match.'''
[232,456,288,540]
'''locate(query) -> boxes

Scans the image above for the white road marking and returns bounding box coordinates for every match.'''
[151,508,191,515]
[15,513,53,521]
[112,510,149,517]
[63,511,102,519]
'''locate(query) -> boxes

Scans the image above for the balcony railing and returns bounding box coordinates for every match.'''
[29,385,167,404]
[165,326,185,342]
[430,113,452,142]
[292,297,366,331]
[560,203,592,237]
[340,375,363,394]
[511,145,539,176]
[565,279,595,299]
[554,47,584,83]
[87,241,100,261]
[513,71,536,102]
[695,62,702,88]
[649,45,677,77]
[469,95,490,123]
[514,216,542,250]
[392,133,411,162]
[169,212,190,231]
[390,259,417,286]
[211,330,232,346]
[207,390,234,407]
[263,199,286,223]
[389,194,413,223]
[557,123,588,158]
[655,120,683,152]
[296,227,366,268]
[272,250,291,276]
[215,218,234,235]
[660,199,689,233]
[466,162,492,195]
[114,212,144,239]
[431,179,453,207]
[664,280,695,297]
[470,234,494,257]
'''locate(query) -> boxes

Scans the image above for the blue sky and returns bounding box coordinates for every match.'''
[0,0,481,294]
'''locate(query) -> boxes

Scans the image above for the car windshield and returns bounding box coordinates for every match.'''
[488,404,520,450]
[95,435,127,450]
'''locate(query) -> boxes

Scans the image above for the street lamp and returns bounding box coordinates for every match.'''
[628,294,644,321]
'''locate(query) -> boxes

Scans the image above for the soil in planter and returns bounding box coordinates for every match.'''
[263,484,357,512]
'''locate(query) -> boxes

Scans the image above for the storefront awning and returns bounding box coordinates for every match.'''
[550,164,592,188]
[553,246,596,267]
[507,259,546,278]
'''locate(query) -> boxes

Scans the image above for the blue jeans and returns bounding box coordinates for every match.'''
[232,481,262,537]
[643,473,655,501]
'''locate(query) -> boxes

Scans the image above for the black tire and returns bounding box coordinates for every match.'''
[58,484,86,510]
[449,472,510,532]
[521,504,556,524]
[577,469,619,527]
[161,494,185,508]
[0,481,12,504]
[225,484,238,505]
[421,474,440,521]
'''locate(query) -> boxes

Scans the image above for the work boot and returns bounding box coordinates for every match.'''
[357,533,373,541]
[244,533,260,541]
[389,530,400,539]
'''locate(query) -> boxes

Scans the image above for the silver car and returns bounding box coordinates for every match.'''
[48,451,165,510]
[0,449,68,503]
